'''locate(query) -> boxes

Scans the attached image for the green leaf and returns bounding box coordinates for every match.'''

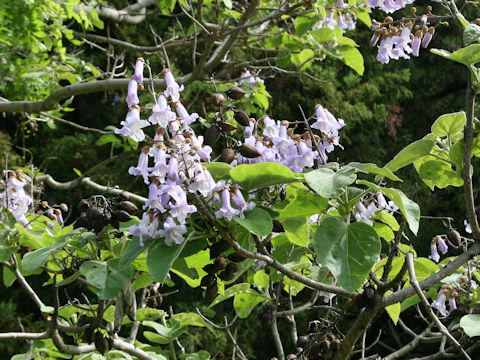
[431,45,480,66]
[431,111,466,137]
[373,222,394,241]
[14,224,44,249]
[385,139,435,172]
[230,162,297,190]
[362,163,402,181]
[147,239,187,283]
[295,16,318,37]
[253,270,269,289]
[372,211,400,231]
[339,46,364,75]
[314,217,381,291]
[202,162,232,181]
[418,160,463,189]
[355,10,372,28]
[21,240,67,272]
[414,257,438,281]
[209,283,251,307]
[464,24,480,45]
[223,0,232,9]
[311,28,336,43]
[172,313,207,327]
[456,13,470,29]
[0,245,18,262]
[73,168,82,176]
[450,140,464,171]
[276,183,328,219]
[357,181,421,235]
[143,331,170,344]
[460,314,480,337]
[3,266,15,287]
[233,292,267,318]
[119,237,151,269]
[80,259,131,299]
[385,290,400,325]
[281,217,309,247]
[291,49,315,69]
[304,166,357,198]
[233,207,272,237]
[80,260,107,289]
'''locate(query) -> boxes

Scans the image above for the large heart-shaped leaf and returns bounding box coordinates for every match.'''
[147,239,187,283]
[431,112,466,137]
[385,139,435,172]
[314,217,380,292]
[230,162,297,190]
[304,166,357,198]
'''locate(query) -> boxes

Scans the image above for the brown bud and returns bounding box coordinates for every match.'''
[384,16,393,23]
[234,110,250,126]
[203,263,217,274]
[209,240,231,259]
[239,144,261,158]
[211,93,226,107]
[221,148,236,163]
[225,263,239,273]
[410,7,416,13]
[310,341,322,356]
[119,201,138,214]
[205,125,221,147]
[447,229,461,247]
[296,335,309,348]
[474,18,480,25]
[205,284,218,303]
[331,339,341,351]
[94,331,109,355]
[218,121,237,132]
[86,206,103,221]
[320,339,331,353]
[201,274,217,287]
[226,87,246,100]
[214,256,228,270]
[426,5,432,12]
[218,269,236,281]
[228,252,247,262]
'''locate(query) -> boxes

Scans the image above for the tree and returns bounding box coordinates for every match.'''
[0,0,480,359]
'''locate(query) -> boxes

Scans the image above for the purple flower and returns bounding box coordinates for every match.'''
[149,93,176,127]
[126,79,139,108]
[464,220,472,234]
[115,106,150,142]
[188,162,216,197]
[238,70,264,86]
[129,147,151,184]
[377,35,393,64]
[174,102,199,128]
[437,236,448,254]
[428,241,440,263]
[132,57,144,84]
[130,212,161,245]
[215,187,240,221]
[162,69,184,102]
[449,297,457,312]
[422,27,435,48]
[412,30,422,57]
[159,216,187,246]
[431,288,448,316]
[355,202,377,226]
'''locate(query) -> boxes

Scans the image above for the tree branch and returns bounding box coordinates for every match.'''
[80,0,158,25]
[0,332,50,340]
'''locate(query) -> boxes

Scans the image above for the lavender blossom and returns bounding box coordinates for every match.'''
[115,106,150,142]
[126,79,140,108]
[428,241,440,263]
[149,93,176,127]
[437,236,448,255]
[159,216,187,246]
[132,57,144,84]
[431,288,448,316]
[162,69,184,102]
[215,187,240,221]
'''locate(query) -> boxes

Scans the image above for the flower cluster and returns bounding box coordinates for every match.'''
[314,9,357,32]
[238,70,264,87]
[431,286,458,316]
[428,234,458,263]
[235,105,345,170]
[0,170,33,229]
[355,192,398,225]
[368,0,414,14]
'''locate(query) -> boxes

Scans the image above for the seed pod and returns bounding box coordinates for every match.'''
[310,341,322,356]
[296,335,309,348]
[234,110,250,126]
[102,211,112,226]
[205,284,218,303]
[209,240,231,259]
[119,201,138,214]
[225,263,239,273]
[364,287,375,301]
[228,252,247,262]
[218,121,237,132]
[112,209,133,223]
[94,331,108,355]
[331,339,341,351]
[239,144,261,158]
[86,206,103,221]
[116,192,129,201]
[221,148,235,163]
[286,355,297,360]
[447,229,461,247]
[74,216,90,229]
[218,269,236,281]
[226,87,245,100]
[214,256,227,270]
[327,333,337,342]
[211,93,226,107]
[272,219,285,232]
[203,263,217,274]
[354,293,368,308]
[78,199,89,212]
[205,125,221,147]
[368,292,382,308]
[320,339,331,353]
[201,274,217,287]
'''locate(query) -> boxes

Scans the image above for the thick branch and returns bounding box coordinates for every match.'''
[34,174,147,204]
[112,337,158,360]
[80,0,158,25]
[0,332,50,340]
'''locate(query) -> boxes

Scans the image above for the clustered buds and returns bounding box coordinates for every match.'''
[300,333,342,359]
[370,7,443,64]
